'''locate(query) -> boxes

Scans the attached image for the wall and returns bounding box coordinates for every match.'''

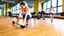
[34,0,38,14]
[62,0,64,12]
[34,0,45,14]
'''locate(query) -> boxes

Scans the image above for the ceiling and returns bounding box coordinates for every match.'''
[0,0,50,9]
[44,0,50,3]
[23,0,34,8]
[0,0,34,9]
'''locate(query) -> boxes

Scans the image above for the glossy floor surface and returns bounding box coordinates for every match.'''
[0,17,64,36]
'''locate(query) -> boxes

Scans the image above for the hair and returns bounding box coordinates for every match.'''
[49,6,53,11]
[20,1,28,7]
[51,6,53,8]
[20,2,25,6]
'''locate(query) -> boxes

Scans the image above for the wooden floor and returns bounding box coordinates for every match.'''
[0,17,64,36]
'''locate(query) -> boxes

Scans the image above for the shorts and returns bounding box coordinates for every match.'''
[50,12,54,15]
[23,14,31,20]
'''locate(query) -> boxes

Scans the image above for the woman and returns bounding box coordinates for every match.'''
[48,6,55,22]
[16,1,31,27]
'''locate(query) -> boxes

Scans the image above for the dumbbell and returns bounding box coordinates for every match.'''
[12,21,15,25]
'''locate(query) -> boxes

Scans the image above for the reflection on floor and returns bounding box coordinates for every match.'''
[0,17,64,36]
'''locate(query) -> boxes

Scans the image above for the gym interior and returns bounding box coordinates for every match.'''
[0,0,64,36]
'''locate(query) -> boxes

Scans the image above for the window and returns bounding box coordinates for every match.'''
[14,11,17,14]
[46,8,56,13]
[42,0,62,13]
[43,2,47,10]
[13,7,15,11]
[43,9,47,13]
[17,3,20,9]
[47,9,49,13]
[4,9,6,15]
[52,0,57,7]
[12,7,15,14]
[4,4,6,15]
[58,0,62,6]
[14,6,17,11]
[12,4,20,14]
[47,1,51,8]
[58,0,62,13]
[54,8,56,13]
[44,9,46,12]
[12,10,14,14]
[58,7,62,13]
[17,10,20,13]
[30,7,34,12]
[0,9,2,16]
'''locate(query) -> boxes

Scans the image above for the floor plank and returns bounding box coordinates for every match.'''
[0,18,64,36]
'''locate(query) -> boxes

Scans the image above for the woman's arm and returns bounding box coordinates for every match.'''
[53,8,55,15]
[25,7,29,19]
[18,8,23,18]
[48,8,51,13]
[16,9,22,24]
[23,7,29,25]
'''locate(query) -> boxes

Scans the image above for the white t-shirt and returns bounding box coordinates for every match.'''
[19,9,32,18]
[50,11,54,13]
[25,9,32,18]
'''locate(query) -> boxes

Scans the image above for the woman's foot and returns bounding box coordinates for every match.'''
[25,24,28,28]
[51,20,53,22]
[15,22,18,24]
[12,21,15,25]
[26,24,28,26]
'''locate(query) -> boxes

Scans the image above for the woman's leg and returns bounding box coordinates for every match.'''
[16,18,19,24]
[26,20,29,26]
[52,14,54,21]
[22,14,25,25]
[16,15,23,24]
[50,12,54,22]
[50,14,53,22]
[26,15,30,26]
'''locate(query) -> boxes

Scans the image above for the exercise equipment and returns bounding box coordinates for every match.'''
[12,21,26,28]
[12,17,29,28]
[43,17,45,20]
[12,20,28,28]
[12,14,30,28]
